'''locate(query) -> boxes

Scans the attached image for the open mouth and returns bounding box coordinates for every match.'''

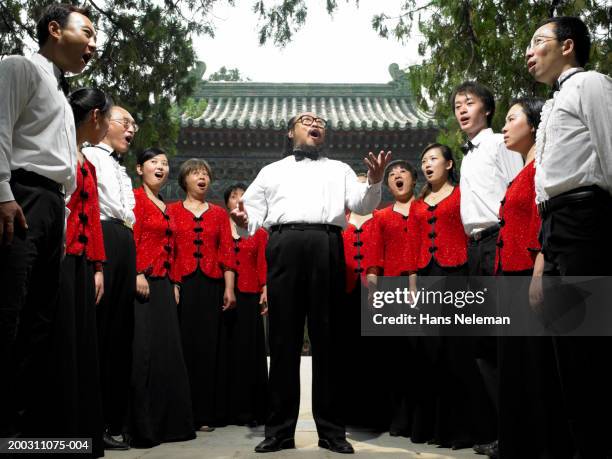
[82,53,92,65]
[527,60,536,72]
[425,169,434,178]
[154,171,164,179]
[125,134,133,145]
[308,128,321,139]
[197,180,207,189]
[459,116,470,125]
[395,179,405,189]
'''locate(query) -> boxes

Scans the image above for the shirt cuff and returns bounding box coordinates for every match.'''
[0,181,14,202]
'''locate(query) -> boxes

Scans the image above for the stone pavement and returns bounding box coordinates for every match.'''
[106,357,481,459]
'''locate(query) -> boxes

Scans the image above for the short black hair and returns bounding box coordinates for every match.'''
[68,88,113,127]
[136,147,166,166]
[36,3,90,47]
[223,182,247,207]
[538,16,591,67]
[384,159,417,186]
[509,97,546,132]
[450,81,496,127]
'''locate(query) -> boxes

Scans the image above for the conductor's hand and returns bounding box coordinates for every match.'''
[364,150,392,184]
[0,200,28,246]
[230,200,248,229]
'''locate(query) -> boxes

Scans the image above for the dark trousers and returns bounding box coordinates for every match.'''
[265,227,346,440]
[541,189,612,458]
[0,180,64,436]
[97,221,136,434]
[466,229,499,438]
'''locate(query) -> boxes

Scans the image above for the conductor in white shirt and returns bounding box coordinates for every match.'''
[0,4,96,436]
[231,112,390,454]
[526,16,612,458]
[82,106,137,450]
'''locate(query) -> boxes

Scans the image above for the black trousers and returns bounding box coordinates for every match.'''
[0,180,64,436]
[466,229,499,438]
[265,227,346,440]
[541,189,612,458]
[97,221,136,434]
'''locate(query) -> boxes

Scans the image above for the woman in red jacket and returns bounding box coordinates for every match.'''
[496,98,571,459]
[406,143,484,450]
[224,183,268,426]
[372,160,418,437]
[129,148,194,447]
[340,173,388,429]
[49,88,112,458]
[167,159,236,430]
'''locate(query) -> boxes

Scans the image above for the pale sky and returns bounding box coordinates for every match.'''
[194,0,421,84]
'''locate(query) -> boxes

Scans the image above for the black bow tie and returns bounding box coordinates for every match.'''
[460,140,475,155]
[111,151,124,165]
[294,151,319,161]
[58,72,70,96]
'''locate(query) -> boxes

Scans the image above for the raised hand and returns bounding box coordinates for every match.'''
[364,150,392,184]
[230,200,249,229]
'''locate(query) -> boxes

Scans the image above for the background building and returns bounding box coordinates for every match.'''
[166,64,439,202]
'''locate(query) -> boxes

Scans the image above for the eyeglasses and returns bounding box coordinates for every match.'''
[526,35,557,52]
[296,115,327,129]
[110,118,139,132]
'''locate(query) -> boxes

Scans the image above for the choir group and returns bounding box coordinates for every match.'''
[1,3,611,459]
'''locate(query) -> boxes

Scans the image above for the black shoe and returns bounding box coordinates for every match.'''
[318,437,355,454]
[474,440,497,457]
[254,437,295,453]
[103,431,129,450]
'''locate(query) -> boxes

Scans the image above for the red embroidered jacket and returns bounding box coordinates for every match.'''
[372,204,417,276]
[167,202,236,282]
[342,216,382,292]
[233,227,268,294]
[132,187,177,281]
[495,163,541,273]
[407,186,468,271]
[65,160,106,267]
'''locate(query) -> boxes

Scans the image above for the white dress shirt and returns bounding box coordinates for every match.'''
[460,128,523,236]
[535,68,612,204]
[82,142,136,226]
[241,155,381,236]
[0,53,77,202]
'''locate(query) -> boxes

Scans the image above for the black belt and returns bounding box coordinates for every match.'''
[269,223,342,234]
[10,169,64,195]
[100,215,133,230]
[469,224,500,242]
[537,185,608,218]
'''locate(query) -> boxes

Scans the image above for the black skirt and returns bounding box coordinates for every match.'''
[49,254,104,458]
[129,276,195,447]
[228,290,268,425]
[340,284,392,430]
[179,270,235,427]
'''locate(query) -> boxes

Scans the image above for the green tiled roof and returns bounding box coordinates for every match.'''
[182,64,436,131]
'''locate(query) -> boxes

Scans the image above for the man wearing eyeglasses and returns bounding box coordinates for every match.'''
[82,105,138,450]
[526,16,612,459]
[231,112,390,454]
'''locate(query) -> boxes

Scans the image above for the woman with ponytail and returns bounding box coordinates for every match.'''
[48,88,113,458]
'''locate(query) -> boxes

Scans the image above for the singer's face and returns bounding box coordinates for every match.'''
[289,112,326,150]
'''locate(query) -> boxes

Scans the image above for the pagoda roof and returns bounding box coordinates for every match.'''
[181,64,437,131]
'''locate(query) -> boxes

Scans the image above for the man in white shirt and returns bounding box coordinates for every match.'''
[453,81,523,275]
[82,106,136,450]
[231,112,389,454]
[452,81,523,456]
[526,16,612,458]
[0,3,96,437]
